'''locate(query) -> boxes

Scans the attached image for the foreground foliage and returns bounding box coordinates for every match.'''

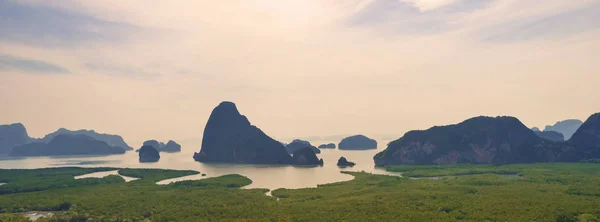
[0,163,599,221]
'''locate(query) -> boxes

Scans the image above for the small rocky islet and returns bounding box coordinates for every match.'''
[338,135,377,150]
[138,140,181,153]
[318,143,336,149]
[337,157,356,167]
[138,145,160,163]
[285,139,321,154]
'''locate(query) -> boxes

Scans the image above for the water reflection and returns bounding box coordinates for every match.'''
[74,170,139,182]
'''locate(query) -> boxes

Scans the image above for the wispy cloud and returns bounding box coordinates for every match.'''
[400,0,460,11]
[0,0,138,46]
[346,0,494,35]
[85,63,160,80]
[480,3,600,43]
[0,54,69,74]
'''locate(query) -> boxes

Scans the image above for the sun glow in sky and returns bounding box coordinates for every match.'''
[1,0,599,147]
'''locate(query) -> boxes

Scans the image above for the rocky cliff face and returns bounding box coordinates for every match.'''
[38,128,133,150]
[374,116,566,166]
[535,131,565,142]
[139,145,160,162]
[0,123,30,154]
[339,135,377,150]
[10,134,126,156]
[193,102,294,164]
[567,113,600,160]
[292,146,323,166]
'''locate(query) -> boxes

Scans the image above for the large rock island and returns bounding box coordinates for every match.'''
[0,123,31,154]
[37,128,133,150]
[139,145,160,162]
[374,116,567,166]
[193,102,296,164]
[338,135,377,150]
[10,134,126,156]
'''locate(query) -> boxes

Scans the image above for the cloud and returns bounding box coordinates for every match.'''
[0,54,70,74]
[480,3,600,43]
[84,63,160,80]
[1,0,599,143]
[400,0,460,11]
[346,0,494,35]
[0,0,138,46]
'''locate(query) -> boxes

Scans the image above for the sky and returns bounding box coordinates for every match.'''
[1,0,600,148]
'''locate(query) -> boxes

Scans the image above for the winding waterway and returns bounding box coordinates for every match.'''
[0,142,400,190]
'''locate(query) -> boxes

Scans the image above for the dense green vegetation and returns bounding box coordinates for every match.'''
[0,164,599,221]
[0,167,122,195]
[169,174,252,188]
[385,164,520,177]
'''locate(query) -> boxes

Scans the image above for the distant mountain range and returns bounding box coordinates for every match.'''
[374,113,600,166]
[36,128,133,150]
[0,124,133,156]
[542,119,583,140]
[10,134,126,157]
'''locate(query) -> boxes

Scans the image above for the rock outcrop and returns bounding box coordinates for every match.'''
[0,123,31,154]
[374,116,567,166]
[138,145,160,162]
[567,113,600,160]
[292,146,323,166]
[318,143,336,149]
[10,134,126,156]
[163,140,181,152]
[139,140,181,153]
[143,140,161,150]
[544,119,583,140]
[193,102,294,164]
[337,157,356,167]
[37,128,133,150]
[285,139,320,154]
[338,135,377,150]
[534,130,565,142]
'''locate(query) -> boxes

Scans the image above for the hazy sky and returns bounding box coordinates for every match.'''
[1,0,599,148]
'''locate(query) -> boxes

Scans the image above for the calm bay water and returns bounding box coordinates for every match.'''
[0,143,399,190]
